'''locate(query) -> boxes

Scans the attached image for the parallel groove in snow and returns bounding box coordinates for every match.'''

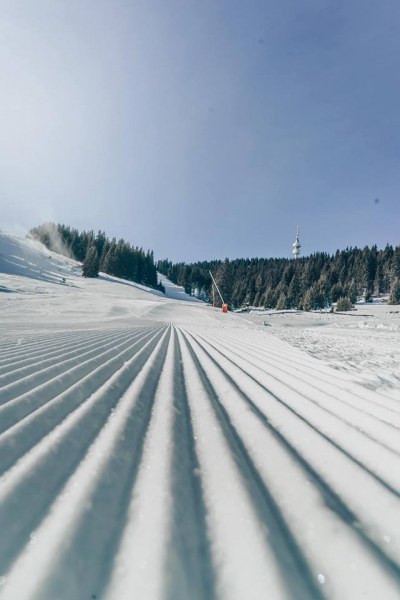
[0,327,157,432]
[219,329,400,413]
[24,327,172,600]
[185,329,400,574]
[0,330,106,365]
[0,327,163,475]
[164,329,215,600]
[0,329,152,404]
[0,329,130,383]
[231,331,400,413]
[104,329,176,600]
[180,330,323,600]
[192,332,400,495]
[0,323,399,599]
[0,326,167,574]
[175,329,286,600]
[182,329,400,599]
[194,334,400,468]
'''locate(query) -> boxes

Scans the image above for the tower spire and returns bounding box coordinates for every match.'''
[292,226,301,259]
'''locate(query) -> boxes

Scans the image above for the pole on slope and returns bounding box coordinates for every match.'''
[209,270,228,312]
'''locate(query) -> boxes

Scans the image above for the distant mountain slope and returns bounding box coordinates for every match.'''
[0,231,79,291]
[0,230,200,309]
[30,222,162,291]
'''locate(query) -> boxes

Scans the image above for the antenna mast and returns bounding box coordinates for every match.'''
[292,226,301,259]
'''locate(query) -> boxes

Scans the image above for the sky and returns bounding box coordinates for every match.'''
[1,0,399,262]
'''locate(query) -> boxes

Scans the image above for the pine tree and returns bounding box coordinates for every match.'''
[82,245,100,278]
[336,297,353,311]
[301,288,314,311]
[391,248,400,282]
[389,279,400,305]
[276,293,287,310]
[215,259,232,304]
[287,273,300,308]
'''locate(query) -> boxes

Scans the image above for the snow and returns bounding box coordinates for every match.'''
[239,304,400,399]
[1,231,400,599]
[157,272,203,303]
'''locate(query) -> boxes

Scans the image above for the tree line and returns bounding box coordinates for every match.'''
[30,222,164,291]
[158,244,400,309]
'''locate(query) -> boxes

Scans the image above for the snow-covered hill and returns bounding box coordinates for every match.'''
[0,231,202,329]
[0,231,78,291]
[1,231,400,599]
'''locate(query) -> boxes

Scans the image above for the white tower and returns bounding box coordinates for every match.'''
[292,226,301,259]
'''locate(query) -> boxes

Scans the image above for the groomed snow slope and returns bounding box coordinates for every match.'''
[239,306,400,399]
[0,232,400,600]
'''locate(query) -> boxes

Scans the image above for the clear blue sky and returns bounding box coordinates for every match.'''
[1,0,399,262]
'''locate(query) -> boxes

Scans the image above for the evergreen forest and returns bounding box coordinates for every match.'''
[30,222,400,308]
[30,223,164,291]
[158,244,400,309]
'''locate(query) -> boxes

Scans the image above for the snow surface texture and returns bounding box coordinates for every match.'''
[240,306,400,400]
[0,231,400,600]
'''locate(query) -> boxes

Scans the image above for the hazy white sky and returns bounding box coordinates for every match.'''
[1,0,399,261]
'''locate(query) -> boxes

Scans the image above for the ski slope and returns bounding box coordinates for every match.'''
[241,305,400,400]
[0,232,400,600]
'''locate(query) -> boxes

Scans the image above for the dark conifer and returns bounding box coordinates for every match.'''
[82,245,100,278]
[389,279,400,304]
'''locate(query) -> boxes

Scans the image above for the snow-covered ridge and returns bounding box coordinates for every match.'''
[0,231,199,326]
[0,230,78,290]
[0,230,400,599]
